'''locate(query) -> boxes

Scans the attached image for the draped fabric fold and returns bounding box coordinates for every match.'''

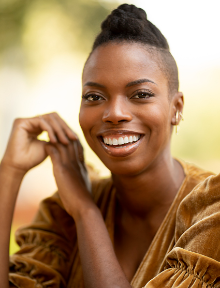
[144,248,220,288]
[9,161,220,288]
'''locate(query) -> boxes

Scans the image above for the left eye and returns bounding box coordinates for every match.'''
[131,91,153,99]
[83,94,103,101]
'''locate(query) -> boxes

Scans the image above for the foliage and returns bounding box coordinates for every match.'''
[0,0,119,65]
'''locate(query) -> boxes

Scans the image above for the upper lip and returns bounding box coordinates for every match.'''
[97,129,143,137]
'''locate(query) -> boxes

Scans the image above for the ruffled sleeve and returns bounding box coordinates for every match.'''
[9,177,114,288]
[144,174,220,288]
[9,193,77,288]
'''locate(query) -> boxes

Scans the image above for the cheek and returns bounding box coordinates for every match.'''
[79,107,100,147]
[79,107,90,137]
[138,104,171,149]
[139,104,170,129]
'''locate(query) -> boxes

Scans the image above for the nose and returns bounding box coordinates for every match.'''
[102,96,132,124]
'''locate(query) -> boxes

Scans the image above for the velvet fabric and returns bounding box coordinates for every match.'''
[9,160,220,287]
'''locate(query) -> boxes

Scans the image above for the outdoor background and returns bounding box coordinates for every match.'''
[1,0,220,254]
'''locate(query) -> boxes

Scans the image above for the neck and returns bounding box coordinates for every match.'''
[112,154,185,219]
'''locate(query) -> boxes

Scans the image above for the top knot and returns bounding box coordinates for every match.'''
[117,4,147,21]
[92,3,170,51]
[101,4,147,36]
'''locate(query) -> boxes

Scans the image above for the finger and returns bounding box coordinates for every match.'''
[54,142,71,164]
[73,141,91,192]
[45,143,61,166]
[41,114,70,145]
[72,141,82,164]
[27,117,58,143]
[67,141,77,162]
[53,113,78,140]
[73,140,87,172]
[76,140,85,163]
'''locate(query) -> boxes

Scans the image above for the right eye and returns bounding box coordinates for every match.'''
[82,94,104,102]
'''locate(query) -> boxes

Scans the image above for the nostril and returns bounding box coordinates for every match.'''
[103,118,130,124]
[102,101,133,124]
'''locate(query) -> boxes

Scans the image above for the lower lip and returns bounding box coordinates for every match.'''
[99,137,143,157]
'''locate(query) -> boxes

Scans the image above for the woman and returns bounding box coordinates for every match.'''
[1,3,220,288]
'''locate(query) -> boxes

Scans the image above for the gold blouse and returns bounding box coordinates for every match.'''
[9,160,220,287]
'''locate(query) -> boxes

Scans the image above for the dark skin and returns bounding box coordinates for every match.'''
[0,42,184,287]
[80,42,184,280]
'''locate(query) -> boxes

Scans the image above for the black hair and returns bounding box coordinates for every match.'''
[93,4,169,50]
[88,4,179,95]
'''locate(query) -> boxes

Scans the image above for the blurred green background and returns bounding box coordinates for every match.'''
[1,0,220,254]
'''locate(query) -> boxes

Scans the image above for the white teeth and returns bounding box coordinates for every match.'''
[118,137,124,145]
[124,136,129,143]
[113,138,118,145]
[103,134,141,146]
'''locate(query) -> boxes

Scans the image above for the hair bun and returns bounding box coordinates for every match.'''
[117,4,147,21]
[93,3,170,52]
[101,4,147,36]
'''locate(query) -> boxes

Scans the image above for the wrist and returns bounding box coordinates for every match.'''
[72,201,101,224]
[0,161,26,182]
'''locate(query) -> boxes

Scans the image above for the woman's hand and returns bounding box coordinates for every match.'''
[46,139,93,220]
[46,140,132,288]
[1,112,76,175]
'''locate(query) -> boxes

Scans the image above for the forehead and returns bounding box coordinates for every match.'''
[82,42,166,87]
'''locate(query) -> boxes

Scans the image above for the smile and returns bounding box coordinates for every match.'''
[98,132,143,157]
[103,135,141,146]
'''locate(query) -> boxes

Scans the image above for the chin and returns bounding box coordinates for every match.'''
[98,155,153,177]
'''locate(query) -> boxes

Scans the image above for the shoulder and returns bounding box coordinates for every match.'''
[176,161,220,237]
[178,172,220,219]
[179,159,214,182]
[176,159,215,200]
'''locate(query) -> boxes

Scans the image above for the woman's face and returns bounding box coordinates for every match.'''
[80,42,180,176]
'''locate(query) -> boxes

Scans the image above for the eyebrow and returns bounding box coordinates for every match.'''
[83,78,156,88]
[83,82,105,88]
[126,78,156,87]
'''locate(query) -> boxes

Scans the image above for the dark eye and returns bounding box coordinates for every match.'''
[131,90,154,99]
[82,94,104,102]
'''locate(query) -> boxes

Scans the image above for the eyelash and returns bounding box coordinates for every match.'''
[82,89,154,102]
[131,90,154,99]
[82,94,104,102]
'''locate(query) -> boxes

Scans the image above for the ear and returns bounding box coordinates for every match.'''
[170,91,184,126]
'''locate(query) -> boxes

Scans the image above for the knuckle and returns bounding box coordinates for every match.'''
[51,112,59,117]
[13,118,23,126]
[59,163,70,174]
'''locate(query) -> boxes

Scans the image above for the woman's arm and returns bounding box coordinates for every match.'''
[0,164,24,288]
[46,141,131,288]
[0,113,76,288]
[76,208,131,288]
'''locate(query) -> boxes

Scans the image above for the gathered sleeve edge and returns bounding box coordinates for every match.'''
[143,247,220,288]
[9,254,66,287]
[14,228,73,260]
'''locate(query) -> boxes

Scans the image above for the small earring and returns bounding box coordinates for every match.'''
[175,111,184,135]
[175,111,179,135]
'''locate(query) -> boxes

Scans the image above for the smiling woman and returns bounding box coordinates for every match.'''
[1,3,220,288]
[80,42,182,174]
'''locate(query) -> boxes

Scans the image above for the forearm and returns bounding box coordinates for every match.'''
[75,206,131,288]
[0,163,24,288]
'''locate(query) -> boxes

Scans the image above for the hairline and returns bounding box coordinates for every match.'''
[83,40,179,98]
